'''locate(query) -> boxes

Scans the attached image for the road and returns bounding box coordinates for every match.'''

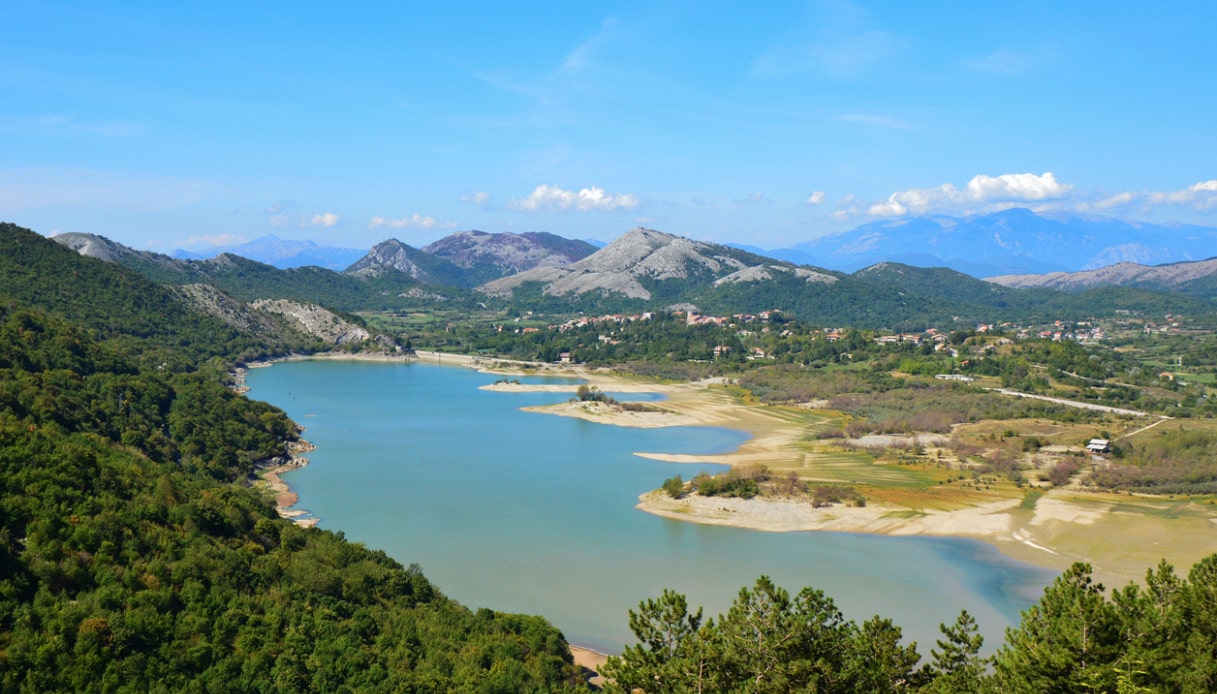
[985,387,1158,418]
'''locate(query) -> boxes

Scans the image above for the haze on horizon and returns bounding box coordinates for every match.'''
[2,1,1215,254]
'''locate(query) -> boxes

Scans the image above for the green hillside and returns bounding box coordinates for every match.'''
[0,224,579,690]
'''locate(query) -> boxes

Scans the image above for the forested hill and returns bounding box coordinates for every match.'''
[0,223,581,690]
[0,223,322,369]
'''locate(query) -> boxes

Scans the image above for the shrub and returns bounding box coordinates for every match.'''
[1048,460,1080,487]
[662,475,686,499]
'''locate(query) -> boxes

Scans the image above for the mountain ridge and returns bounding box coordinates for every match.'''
[768,208,1217,276]
[172,234,365,270]
[986,256,1217,292]
[48,221,1217,327]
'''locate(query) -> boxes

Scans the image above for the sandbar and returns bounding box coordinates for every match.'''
[490,362,1217,590]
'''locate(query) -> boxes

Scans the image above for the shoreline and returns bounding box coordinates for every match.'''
[238,348,618,667]
[243,349,1217,610]
[483,368,1217,590]
[238,350,414,527]
[255,454,320,528]
[569,645,608,688]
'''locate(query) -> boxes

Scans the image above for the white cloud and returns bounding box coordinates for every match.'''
[1149,180,1217,209]
[806,191,826,205]
[369,214,451,230]
[509,184,639,212]
[734,192,765,204]
[1076,180,1217,214]
[308,212,341,227]
[966,172,1071,202]
[462,191,491,206]
[1094,192,1135,210]
[560,17,617,75]
[865,172,1072,217]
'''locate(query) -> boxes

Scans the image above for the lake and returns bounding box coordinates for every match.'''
[244,358,1055,654]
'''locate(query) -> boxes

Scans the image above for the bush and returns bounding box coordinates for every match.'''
[692,470,760,498]
[1048,460,1080,487]
[662,474,686,498]
[809,484,866,508]
[576,384,608,402]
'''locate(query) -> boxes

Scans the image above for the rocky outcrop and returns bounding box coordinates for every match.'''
[251,299,370,345]
[714,265,839,286]
[173,284,281,333]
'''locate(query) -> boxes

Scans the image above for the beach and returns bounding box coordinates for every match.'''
[470,356,1217,590]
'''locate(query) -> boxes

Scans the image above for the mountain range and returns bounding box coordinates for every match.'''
[49,215,1217,330]
[346,231,597,288]
[763,208,1217,276]
[987,257,1217,295]
[169,210,1217,282]
[172,234,366,270]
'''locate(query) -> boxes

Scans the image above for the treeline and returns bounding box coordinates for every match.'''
[0,226,580,690]
[605,558,1217,692]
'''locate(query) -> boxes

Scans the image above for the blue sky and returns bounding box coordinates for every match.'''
[3,1,1216,252]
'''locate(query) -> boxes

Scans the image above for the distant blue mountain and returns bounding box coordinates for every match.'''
[768,208,1217,275]
[173,235,365,270]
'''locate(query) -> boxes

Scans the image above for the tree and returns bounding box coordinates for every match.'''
[602,589,707,693]
[991,562,1120,692]
[576,384,607,402]
[662,475,686,499]
[923,610,985,692]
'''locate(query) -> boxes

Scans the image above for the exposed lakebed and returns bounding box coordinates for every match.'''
[245,359,1055,654]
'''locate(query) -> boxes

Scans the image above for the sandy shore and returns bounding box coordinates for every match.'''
[570,646,608,689]
[255,451,319,528]
[486,364,1217,589]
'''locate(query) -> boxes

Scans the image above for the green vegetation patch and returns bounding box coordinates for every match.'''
[1092,423,1217,494]
[604,558,1217,692]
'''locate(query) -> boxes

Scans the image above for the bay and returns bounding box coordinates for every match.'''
[245,359,1056,654]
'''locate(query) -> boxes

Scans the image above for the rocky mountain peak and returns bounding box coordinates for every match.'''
[345,239,428,279]
[422,229,594,275]
[479,227,793,300]
[52,232,129,262]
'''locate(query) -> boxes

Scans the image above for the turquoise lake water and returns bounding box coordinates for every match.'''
[244,359,1056,654]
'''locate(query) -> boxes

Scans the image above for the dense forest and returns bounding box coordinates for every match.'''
[0,224,582,690]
